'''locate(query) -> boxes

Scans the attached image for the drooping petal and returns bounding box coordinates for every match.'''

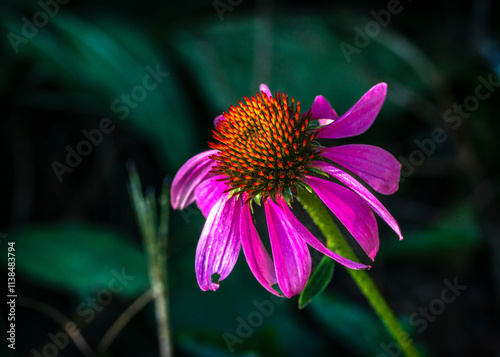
[276,197,372,269]
[319,144,401,195]
[310,95,339,126]
[259,83,272,98]
[195,195,242,291]
[303,176,379,261]
[171,150,217,210]
[317,83,387,139]
[195,175,231,217]
[213,114,224,127]
[313,161,403,240]
[240,202,281,296]
[264,199,311,298]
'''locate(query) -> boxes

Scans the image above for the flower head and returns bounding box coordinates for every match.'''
[171,83,402,298]
[209,88,318,202]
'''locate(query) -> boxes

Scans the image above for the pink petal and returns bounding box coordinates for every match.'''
[317,83,387,139]
[240,202,281,296]
[259,84,272,98]
[195,195,242,291]
[264,199,311,298]
[195,175,231,217]
[171,150,217,210]
[313,161,403,240]
[319,144,401,195]
[276,197,372,269]
[303,176,379,261]
[213,115,224,127]
[310,95,339,125]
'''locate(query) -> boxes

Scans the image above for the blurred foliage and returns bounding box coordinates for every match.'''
[2,6,197,168]
[0,223,149,297]
[309,294,411,356]
[1,0,499,356]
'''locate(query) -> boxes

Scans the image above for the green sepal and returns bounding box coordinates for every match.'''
[308,167,330,178]
[253,193,262,206]
[296,181,313,193]
[282,186,294,205]
[227,187,242,200]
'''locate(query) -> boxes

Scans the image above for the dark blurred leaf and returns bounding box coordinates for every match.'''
[1,11,197,168]
[298,256,335,309]
[310,294,396,356]
[3,223,148,297]
[385,204,482,259]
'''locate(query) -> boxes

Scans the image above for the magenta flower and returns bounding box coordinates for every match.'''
[171,83,402,298]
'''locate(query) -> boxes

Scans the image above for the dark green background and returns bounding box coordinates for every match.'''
[1,0,499,356]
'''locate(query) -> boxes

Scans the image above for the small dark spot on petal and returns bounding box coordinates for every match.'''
[211,273,221,284]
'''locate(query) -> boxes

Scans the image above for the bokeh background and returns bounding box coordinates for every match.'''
[1,0,499,356]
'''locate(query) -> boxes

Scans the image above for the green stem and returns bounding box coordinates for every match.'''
[128,165,173,357]
[298,188,420,357]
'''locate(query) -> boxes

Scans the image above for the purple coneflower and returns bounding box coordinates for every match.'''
[171,83,402,298]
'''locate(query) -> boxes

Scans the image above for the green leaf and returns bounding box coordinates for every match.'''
[310,294,399,356]
[298,256,335,309]
[3,223,149,297]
